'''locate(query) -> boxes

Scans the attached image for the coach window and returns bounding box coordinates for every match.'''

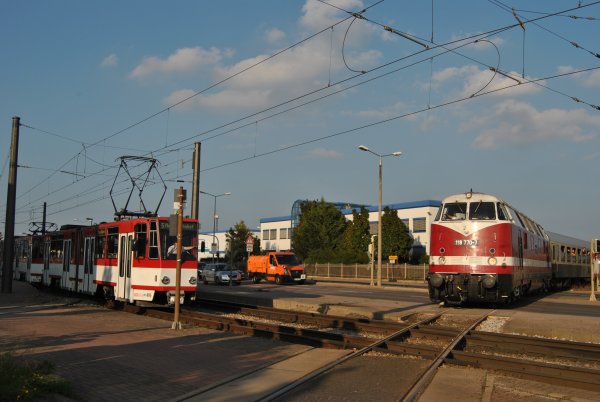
[469,202,495,220]
[441,202,467,221]
[134,223,147,258]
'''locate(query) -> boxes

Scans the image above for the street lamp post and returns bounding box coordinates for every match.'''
[200,191,231,263]
[358,145,402,287]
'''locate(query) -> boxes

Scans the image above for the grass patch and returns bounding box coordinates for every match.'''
[0,352,73,401]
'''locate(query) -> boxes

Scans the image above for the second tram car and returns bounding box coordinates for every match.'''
[428,191,589,304]
[14,216,198,306]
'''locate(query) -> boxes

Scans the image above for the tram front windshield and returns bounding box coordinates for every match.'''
[160,221,198,260]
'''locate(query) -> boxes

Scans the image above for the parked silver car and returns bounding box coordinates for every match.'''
[202,263,242,285]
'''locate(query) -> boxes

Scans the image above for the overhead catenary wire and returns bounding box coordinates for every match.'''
[5,1,599,224]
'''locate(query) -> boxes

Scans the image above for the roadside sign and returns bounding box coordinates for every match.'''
[389,255,398,264]
[246,244,253,252]
[246,235,254,245]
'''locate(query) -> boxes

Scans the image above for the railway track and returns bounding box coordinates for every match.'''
[109,301,600,400]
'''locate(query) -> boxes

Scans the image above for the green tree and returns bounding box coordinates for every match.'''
[292,198,348,262]
[340,207,371,263]
[379,206,413,262]
[225,220,259,265]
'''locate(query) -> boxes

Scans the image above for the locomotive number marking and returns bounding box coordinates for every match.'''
[455,239,479,246]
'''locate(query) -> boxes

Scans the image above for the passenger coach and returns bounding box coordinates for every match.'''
[427,191,589,304]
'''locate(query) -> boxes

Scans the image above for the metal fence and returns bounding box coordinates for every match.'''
[304,262,428,282]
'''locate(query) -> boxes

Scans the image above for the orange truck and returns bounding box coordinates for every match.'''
[247,252,306,284]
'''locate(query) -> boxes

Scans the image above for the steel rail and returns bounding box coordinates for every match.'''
[193,297,408,335]
[400,309,495,402]
[466,330,600,360]
[446,351,600,392]
[259,312,446,402]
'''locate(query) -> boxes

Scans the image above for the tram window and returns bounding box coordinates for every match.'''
[149,221,159,259]
[134,223,147,258]
[469,202,495,220]
[496,203,508,221]
[441,203,467,221]
[32,239,43,259]
[49,239,63,263]
[96,235,106,258]
[107,226,119,258]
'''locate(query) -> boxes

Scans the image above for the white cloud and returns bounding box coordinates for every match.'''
[266,28,285,43]
[162,0,382,112]
[130,47,232,78]
[462,100,599,149]
[584,70,600,87]
[307,147,342,159]
[300,0,363,31]
[101,53,118,67]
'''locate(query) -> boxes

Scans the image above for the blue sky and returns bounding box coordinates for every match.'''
[1,0,599,241]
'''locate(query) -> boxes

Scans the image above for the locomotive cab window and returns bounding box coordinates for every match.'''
[441,202,467,221]
[496,203,509,221]
[469,202,496,220]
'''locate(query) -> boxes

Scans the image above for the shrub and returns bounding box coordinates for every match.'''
[0,353,73,401]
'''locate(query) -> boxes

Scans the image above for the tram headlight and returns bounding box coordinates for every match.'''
[189,276,197,285]
[429,273,444,288]
[438,256,446,265]
[161,276,170,285]
[488,257,497,266]
[481,274,496,289]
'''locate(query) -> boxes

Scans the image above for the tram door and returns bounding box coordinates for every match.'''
[117,234,133,301]
[62,240,72,290]
[83,237,95,294]
[43,240,50,286]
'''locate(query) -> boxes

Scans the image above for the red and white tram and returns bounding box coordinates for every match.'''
[428,191,589,304]
[14,216,198,306]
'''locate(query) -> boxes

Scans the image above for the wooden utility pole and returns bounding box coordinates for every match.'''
[2,117,20,293]
[191,142,201,221]
[172,187,184,329]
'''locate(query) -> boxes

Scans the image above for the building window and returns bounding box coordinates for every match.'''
[413,218,426,233]
[401,219,409,228]
[280,228,289,239]
[263,230,270,241]
[270,229,277,240]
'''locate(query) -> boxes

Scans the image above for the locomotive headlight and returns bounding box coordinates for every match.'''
[189,276,197,285]
[481,274,496,289]
[489,248,496,255]
[429,273,444,288]
[438,256,446,265]
[488,257,497,266]
[161,276,170,285]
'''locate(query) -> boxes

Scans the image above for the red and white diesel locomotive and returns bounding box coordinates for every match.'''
[13,216,199,306]
[428,191,590,304]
